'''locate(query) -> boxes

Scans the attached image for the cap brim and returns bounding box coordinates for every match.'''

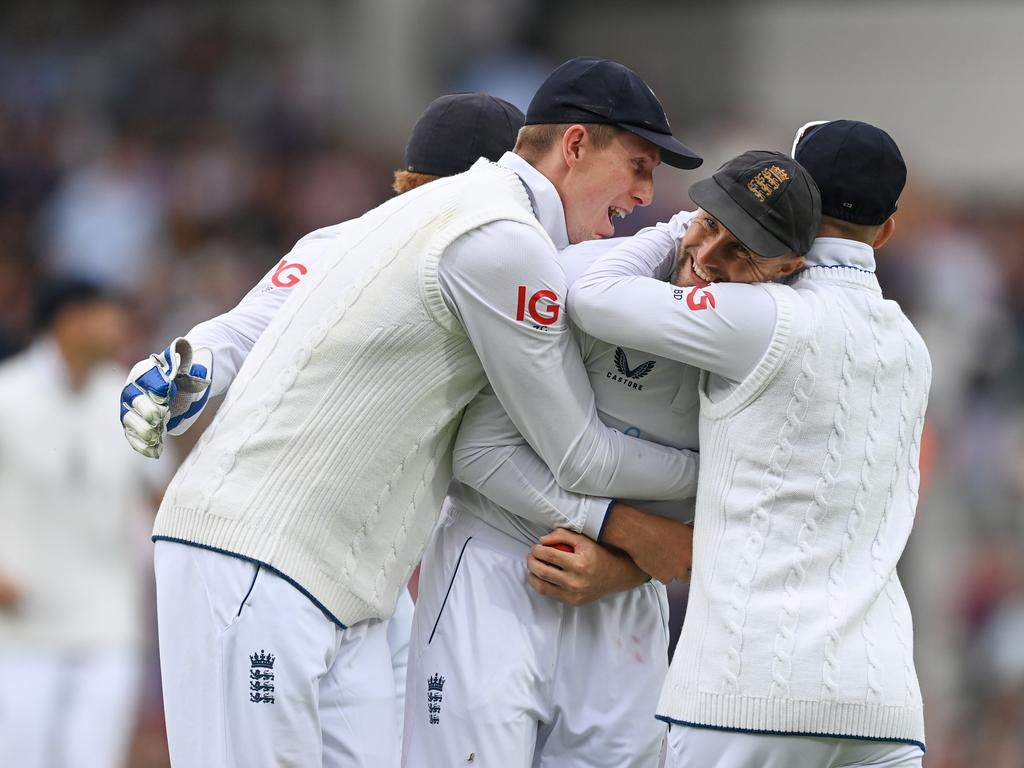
[689,177,793,258]
[620,124,703,169]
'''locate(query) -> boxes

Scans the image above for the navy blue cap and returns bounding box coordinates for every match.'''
[689,150,821,258]
[793,119,906,226]
[525,57,702,170]
[405,93,525,177]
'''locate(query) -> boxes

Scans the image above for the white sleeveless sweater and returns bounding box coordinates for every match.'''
[657,264,931,748]
[153,160,551,626]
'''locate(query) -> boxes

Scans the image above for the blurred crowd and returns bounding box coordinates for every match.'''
[1,5,1022,767]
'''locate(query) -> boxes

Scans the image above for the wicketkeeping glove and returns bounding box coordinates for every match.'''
[120,337,213,458]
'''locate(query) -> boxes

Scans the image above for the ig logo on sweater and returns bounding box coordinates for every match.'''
[515,286,560,327]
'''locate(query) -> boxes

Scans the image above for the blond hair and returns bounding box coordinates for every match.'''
[392,170,441,195]
[513,123,623,163]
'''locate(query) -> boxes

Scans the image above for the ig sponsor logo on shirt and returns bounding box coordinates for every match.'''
[271,259,308,288]
[515,286,560,329]
[672,286,716,311]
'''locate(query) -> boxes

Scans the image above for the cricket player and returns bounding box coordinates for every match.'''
[403,153,820,767]
[571,124,929,768]
[121,58,703,767]
[120,91,524,757]
[0,280,162,768]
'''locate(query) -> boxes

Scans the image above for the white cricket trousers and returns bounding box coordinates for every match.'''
[403,507,669,768]
[664,722,924,767]
[0,647,141,768]
[154,540,399,768]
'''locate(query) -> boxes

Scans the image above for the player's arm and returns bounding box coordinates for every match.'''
[120,237,325,458]
[569,224,798,576]
[452,386,613,540]
[453,387,662,596]
[439,222,700,503]
[568,225,780,382]
[453,385,694,586]
[441,223,697,584]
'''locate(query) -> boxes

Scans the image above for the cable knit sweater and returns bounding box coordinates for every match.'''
[153,160,549,627]
[656,243,931,748]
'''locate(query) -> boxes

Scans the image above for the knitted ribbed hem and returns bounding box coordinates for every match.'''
[656,690,925,749]
[152,536,348,629]
[153,506,381,627]
[655,716,925,753]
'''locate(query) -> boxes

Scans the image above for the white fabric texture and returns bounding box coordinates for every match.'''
[154,540,399,768]
[664,723,923,768]
[403,508,668,768]
[154,154,698,627]
[572,236,931,747]
[389,587,415,745]
[0,648,142,768]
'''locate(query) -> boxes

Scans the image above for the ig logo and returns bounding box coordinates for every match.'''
[271,259,308,288]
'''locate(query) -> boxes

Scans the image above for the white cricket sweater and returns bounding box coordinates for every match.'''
[153,160,548,626]
[656,251,931,748]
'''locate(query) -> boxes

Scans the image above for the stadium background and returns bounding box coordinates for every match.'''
[1,1,1022,765]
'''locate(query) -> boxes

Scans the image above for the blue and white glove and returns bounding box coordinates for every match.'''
[120,337,213,458]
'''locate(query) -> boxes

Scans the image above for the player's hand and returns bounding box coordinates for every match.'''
[0,573,20,609]
[600,504,693,585]
[526,528,649,606]
[120,337,213,458]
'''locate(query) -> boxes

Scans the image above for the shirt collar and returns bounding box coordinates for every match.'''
[497,151,570,250]
[802,237,876,273]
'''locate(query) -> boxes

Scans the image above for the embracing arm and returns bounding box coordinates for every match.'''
[120,229,340,457]
[569,226,777,381]
[439,222,699,500]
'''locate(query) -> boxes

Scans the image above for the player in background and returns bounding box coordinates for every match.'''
[119,91,524,749]
[121,58,703,768]
[572,124,929,768]
[404,152,820,767]
[0,280,166,768]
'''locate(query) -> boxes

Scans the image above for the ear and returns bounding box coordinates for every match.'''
[774,255,805,279]
[560,124,588,169]
[873,216,896,249]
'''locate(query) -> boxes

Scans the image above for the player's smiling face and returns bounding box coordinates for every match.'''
[560,128,660,244]
[673,210,804,288]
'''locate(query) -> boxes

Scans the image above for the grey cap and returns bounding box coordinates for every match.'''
[689,150,821,258]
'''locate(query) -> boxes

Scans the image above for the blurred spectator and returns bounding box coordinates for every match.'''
[0,280,166,767]
[42,137,166,293]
